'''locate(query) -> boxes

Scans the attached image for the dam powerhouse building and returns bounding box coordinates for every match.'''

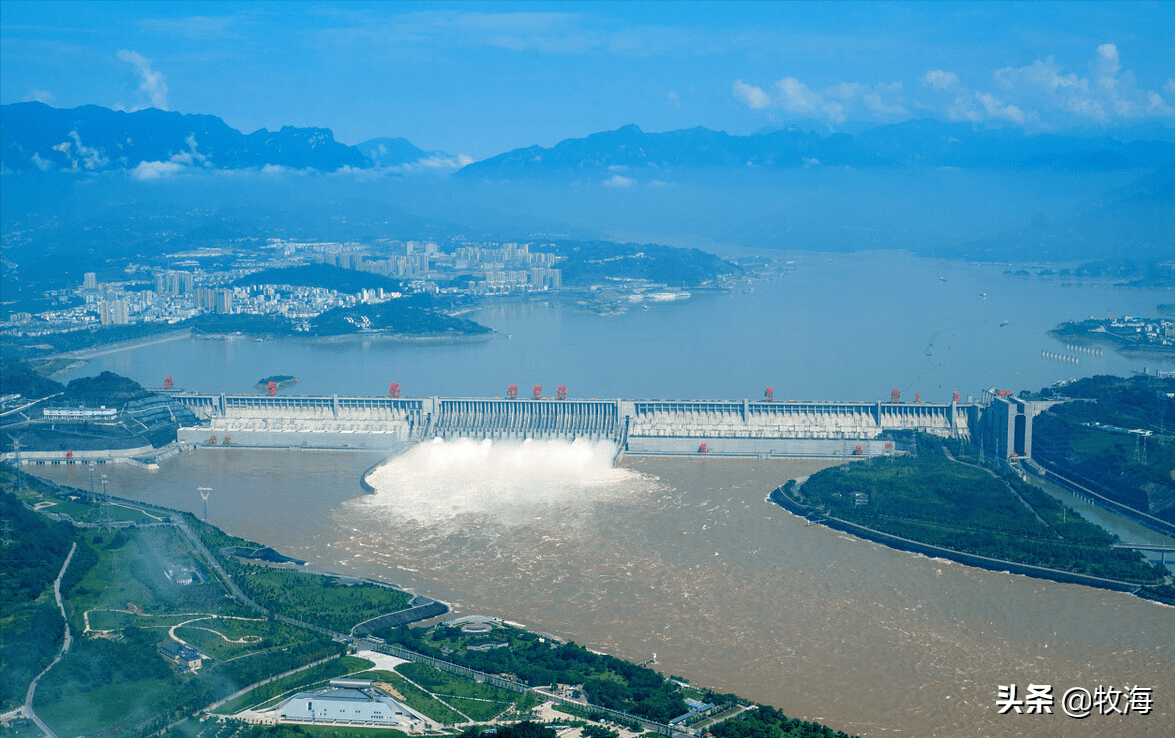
[165,387,1031,463]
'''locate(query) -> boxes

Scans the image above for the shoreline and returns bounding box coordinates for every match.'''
[1048,328,1175,359]
[45,328,193,362]
[30,327,495,375]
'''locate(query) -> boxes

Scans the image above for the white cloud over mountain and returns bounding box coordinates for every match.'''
[116,49,169,111]
[736,44,1173,131]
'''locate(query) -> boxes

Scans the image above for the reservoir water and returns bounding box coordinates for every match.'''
[58,251,1174,401]
[37,252,1175,736]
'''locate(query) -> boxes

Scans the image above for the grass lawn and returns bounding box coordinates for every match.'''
[229,566,414,633]
[86,609,200,632]
[446,695,513,721]
[174,617,299,660]
[375,671,465,724]
[398,661,520,702]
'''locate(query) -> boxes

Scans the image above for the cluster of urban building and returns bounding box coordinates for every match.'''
[3,238,565,336]
[320,239,562,292]
[1101,315,1175,347]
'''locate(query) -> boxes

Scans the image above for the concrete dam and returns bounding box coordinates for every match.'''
[174,393,976,458]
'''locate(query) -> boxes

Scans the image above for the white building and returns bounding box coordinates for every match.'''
[278,681,423,729]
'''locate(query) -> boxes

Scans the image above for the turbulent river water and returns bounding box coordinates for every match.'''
[36,443,1175,738]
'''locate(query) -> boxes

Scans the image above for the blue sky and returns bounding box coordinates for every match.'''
[2,1,1172,159]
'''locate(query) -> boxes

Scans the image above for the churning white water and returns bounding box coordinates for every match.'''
[362,438,649,530]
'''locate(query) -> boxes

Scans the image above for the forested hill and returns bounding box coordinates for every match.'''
[534,240,740,287]
[232,263,404,293]
[778,433,1164,585]
[0,490,75,709]
[1031,374,1175,526]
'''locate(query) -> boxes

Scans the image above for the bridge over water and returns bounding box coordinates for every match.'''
[173,393,977,458]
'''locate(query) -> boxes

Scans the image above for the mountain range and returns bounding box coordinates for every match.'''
[458,120,1175,180]
[3,102,1173,178]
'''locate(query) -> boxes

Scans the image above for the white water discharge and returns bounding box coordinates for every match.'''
[362,438,649,530]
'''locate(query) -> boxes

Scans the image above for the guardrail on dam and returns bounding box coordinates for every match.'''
[173,393,977,458]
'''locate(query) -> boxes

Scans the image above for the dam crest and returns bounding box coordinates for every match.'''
[173,393,984,459]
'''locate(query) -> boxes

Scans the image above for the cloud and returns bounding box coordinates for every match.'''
[732,77,907,125]
[23,89,56,105]
[733,80,772,110]
[117,50,169,110]
[52,130,110,170]
[738,44,1173,131]
[667,91,681,108]
[129,134,214,179]
[975,92,1027,125]
[921,70,959,91]
[415,153,474,169]
[985,44,1171,125]
[603,174,635,188]
[30,153,53,172]
[132,160,186,180]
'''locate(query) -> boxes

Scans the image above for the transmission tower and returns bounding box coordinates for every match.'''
[1135,435,1148,466]
[12,438,23,493]
[98,474,113,527]
[198,487,212,522]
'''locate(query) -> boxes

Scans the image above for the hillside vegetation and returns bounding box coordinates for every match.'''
[776,434,1162,583]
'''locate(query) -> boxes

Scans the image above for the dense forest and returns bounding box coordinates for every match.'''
[0,359,65,399]
[60,371,150,405]
[308,301,491,337]
[1030,375,1175,524]
[534,240,739,288]
[711,705,857,738]
[0,489,74,708]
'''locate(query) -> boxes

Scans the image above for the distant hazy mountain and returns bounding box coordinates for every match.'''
[943,163,1175,262]
[458,120,1175,180]
[0,102,370,173]
[354,137,468,172]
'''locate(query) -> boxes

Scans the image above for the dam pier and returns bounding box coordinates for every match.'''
[172,392,982,459]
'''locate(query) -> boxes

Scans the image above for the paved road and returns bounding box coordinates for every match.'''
[22,541,77,738]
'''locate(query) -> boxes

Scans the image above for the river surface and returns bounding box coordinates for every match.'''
[57,252,1173,402]
[35,445,1174,738]
[39,252,1175,736]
